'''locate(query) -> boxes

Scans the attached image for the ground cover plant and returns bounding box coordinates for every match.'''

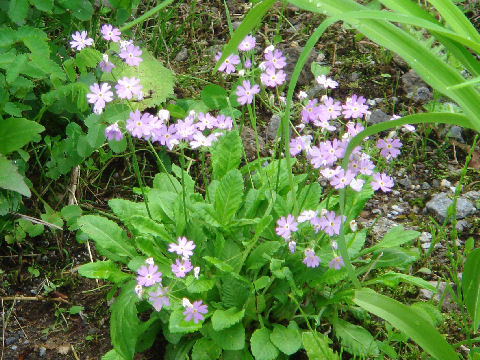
[1,0,480,359]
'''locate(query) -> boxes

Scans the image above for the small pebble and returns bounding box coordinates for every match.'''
[419,232,432,243]
[39,346,47,357]
[422,182,431,190]
[5,337,17,346]
[391,204,403,214]
[11,345,17,351]
[440,179,452,188]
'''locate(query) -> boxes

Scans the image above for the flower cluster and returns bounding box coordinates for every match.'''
[275,210,349,270]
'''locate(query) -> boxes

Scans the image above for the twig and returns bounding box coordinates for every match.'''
[68,166,80,206]
[0,296,70,304]
[9,213,62,231]
[71,344,80,360]
[13,314,28,340]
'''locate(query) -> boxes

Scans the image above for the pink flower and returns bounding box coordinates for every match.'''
[215,114,233,130]
[236,80,260,105]
[183,300,208,324]
[136,264,162,287]
[105,123,123,141]
[99,54,115,73]
[168,237,195,258]
[115,76,143,99]
[288,241,296,253]
[358,158,375,175]
[126,110,150,138]
[260,67,286,87]
[349,178,365,192]
[346,121,365,138]
[100,24,121,42]
[86,83,113,114]
[301,99,320,124]
[377,138,402,160]
[264,49,286,69]
[148,287,170,311]
[190,133,216,149]
[171,259,193,278]
[316,75,338,89]
[318,97,342,121]
[70,31,93,51]
[275,214,298,240]
[329,169,355,189]
[342,94,369,119]
[329,256,344,270]
[297,210,317,223]
[289,137,305,156]
[303,248,320,268]
[196,112,217,130]
[319,210,343,236]
[238,35,256,51]
[215,52,240,74]
[371,173,394,192]
[119,44,143,66]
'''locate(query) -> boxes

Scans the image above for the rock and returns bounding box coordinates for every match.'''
[432,179,441,188]
[425,192,477,223]
[367,109,391,125]
[11,345,17,351]
[402,69,429,95]
[440,179,452,189]
[282,45,320,86]
[412,86,433,102]
[421,182,431,190]
[39,346,47,357]
[306,84,324,99]
[232,21,242,30]
[349,72,361,82]
[397,177,412,188]
[455,219,471,232]
[419,232,432,243]
[241,126,265,160]
[419,281,458,311]
[266,114,282,140]
[5,336,17,345]
[174,47,188,62]
[447,125,465,143]
[362,217,400,240]
[464,191,480,204]
[392,53,409,69]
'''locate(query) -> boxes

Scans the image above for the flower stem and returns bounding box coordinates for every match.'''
[127,135,152,219]
[120,0,175,32]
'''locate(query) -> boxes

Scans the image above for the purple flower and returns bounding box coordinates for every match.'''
[70,31,93,51]
[119,44,143,66]
[196,112,217,130]
[316,75,338,89]
[275,214,298,240]
[289,137,305,157]
[244,59,252,69]
[303,248,320,268]
[149,287,170,311]
[115,76,143,99]
[86,83,113,114]
[371,173,394,192]
[215,114,233,130]
[160,125,179,150]
[318,97,342,121]
[346,121,365,138]
[342,94,369,119]
[358,158,375,175]
[100,24,121,42]
[215,52,240,74]
[238,35,256,52]
[236,80,260,105]
[329,168,355,189]
[297,210,317,223]
[190,133,216,149]
[99,54,115,73]
[320,166,341,179]
[171,259,193,278]
[176,117,197,141]
[168,237,196,258]
[183,300,208,324]
[319,211,342,236]
[105,123,123,141]
[301,99,320,124]
[377,138,402,160]
[126,110,150,138]
[136,264,162,287]
[264,49,286,70]
[329,256,344,270]
[349,178,365,192]
[260,67,286,87]
[288,241,296,253]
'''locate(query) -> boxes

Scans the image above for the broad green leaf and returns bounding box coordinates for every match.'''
[78,215,137,264]
[333,318,379,357]
[360,226,419,256]
[101,349,123,360]
[269,323,301,355]
[148,189,177,222]
[201,84,228,110]
[108,198,149,225]
[111,284,142,359]
[130,215,172,241]
[222,349,253,360]
[212,308,245,331]
[0,118,45,154]
[78,260,130,283]
[8,0,29,24]
[250,328,279,360]
[186,276,215,293]
[169,308,203,334]
[354,288,459,360]
[462,248,480,331]
[192,338,222,360]
[211,130,242,180]
[302,331,339,360]
[153,172,181,193]
[370,247,419,269]
[214,0,276,71]
[410,302,443,327]
[246,242,281,271]
[214,169,243,226]
[368,272,437,293]
[56,0,93,21]
[0,155,30,196]
[31,0,54,12]
[209,322,245,351]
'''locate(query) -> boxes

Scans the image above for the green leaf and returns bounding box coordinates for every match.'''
[360,226,419,256]
[462,248,480,331]
[111,283,141,360]
[310,62,330,77]
[78,261,130,283]
[333,318,379,357]
[31,0,54,12]
[250,328,279,360]
[214,0,276,71]
[8,0,29,24]
[0,118,44,155]
[78,215,137,264]
[214,169,243,226]
[186,276,215,293]
[211,130,243,180]
[246,242,281,271]
[56,0,93,20]
[0,155,30,196]
[201,84,228,110]
[354,288,459,360]
[192,338,222,360]
[212,308,245,331]
[101,349,123,360]
[209,322,245,351]
[269,323,301,355]
[130,215,172,241]
[302,331,339,360]
[369,272,437,292]
[169,308,204,334]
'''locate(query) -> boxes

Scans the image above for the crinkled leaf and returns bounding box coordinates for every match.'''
[333,318,379,357]
[201,84,228,110]
[8,0,29,24]
[192,338,222,360]
[214,169,243,226]
[302,331,339,360]
[0,155,30,196]
[211,130,242,180]
[209,322,245,351]
[212,308,245,331]
[250,328,279,360]
[78,260,130,283]
[0,118,44,155]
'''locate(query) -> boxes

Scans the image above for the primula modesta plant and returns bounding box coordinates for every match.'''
[183,300,208,324]
[238,34,256,51]
[100,24,121,42]
[119,44,143,66]
[136,264,162,287]
[236,80,260,105]
[86,83,113,114]
[70,30,93,51]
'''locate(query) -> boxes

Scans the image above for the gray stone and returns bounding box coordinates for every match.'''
[426,192,477,223]
[455,220,472,232]
[5,336,17,345]
[362,217,400,240]
[174,47,188,62]
[432,179,441,188]
[266,114,282,140]
[232,21,242,31]
[447,125,465,143]
[464,191,480,203]
[349,72,361,82]
[241,126,265,160]
[412,86,433,102]
[39,346,46,357]
[306,84,324,99]
[367,109,391,125]
[422,182,431,190]
[397,177,412,188]
[402,69,428,95]
[419,232,432,243]
[419,281,458,311]
[282,46,319,86]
